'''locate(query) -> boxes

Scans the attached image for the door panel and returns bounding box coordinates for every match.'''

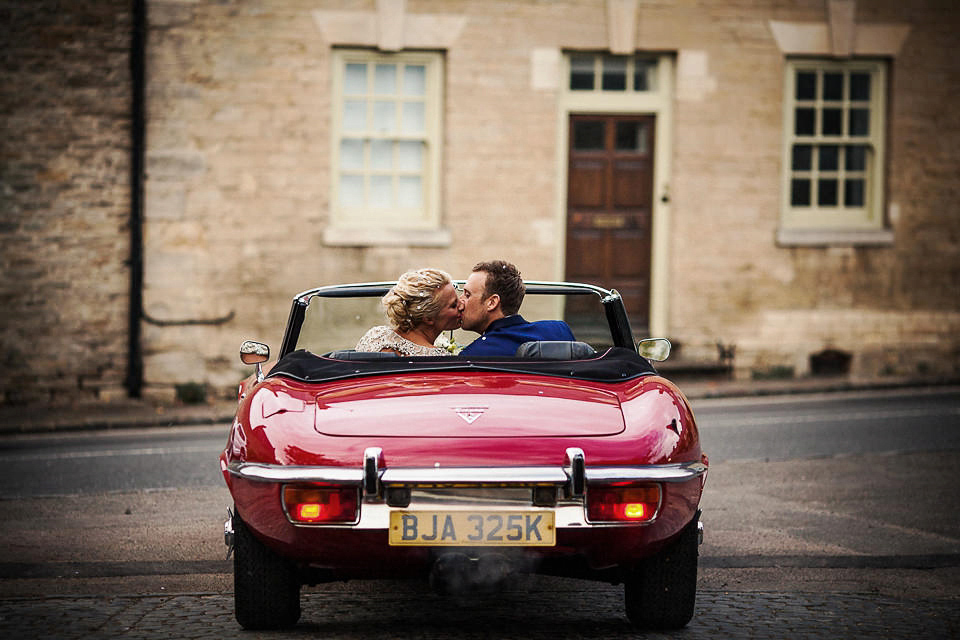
[565,114,655,339]
[569,161,605,207]
[566,230,606,278]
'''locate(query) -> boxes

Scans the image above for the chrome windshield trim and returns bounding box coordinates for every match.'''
[381,467,570,485]
[586,461,708,483]
[293,281,614,305]
[227,462,363,484]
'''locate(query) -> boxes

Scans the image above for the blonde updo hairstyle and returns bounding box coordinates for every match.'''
[382,268,453,333]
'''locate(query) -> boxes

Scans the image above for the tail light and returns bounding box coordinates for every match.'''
[586,484,661,523]
[283,485,359,524]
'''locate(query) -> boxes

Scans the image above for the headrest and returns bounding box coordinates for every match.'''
[515,341,597,360]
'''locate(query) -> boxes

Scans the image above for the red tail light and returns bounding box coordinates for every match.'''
[586,485,661,523]
[283,485,359,524]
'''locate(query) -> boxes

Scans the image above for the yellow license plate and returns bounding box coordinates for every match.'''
[389,510,555,546]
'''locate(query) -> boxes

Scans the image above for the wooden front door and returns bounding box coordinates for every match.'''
[565,114,655,338]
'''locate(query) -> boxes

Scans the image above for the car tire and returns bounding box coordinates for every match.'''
[624,511,699,629]
[233,512,301,630]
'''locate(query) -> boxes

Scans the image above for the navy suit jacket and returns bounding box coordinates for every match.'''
[460,315,576,356]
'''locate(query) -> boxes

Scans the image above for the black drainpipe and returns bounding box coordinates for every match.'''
[126,0,146,398]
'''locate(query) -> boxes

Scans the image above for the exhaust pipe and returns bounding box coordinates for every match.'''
[429,553,514,595]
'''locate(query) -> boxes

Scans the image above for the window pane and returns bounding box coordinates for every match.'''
[373,101,395,132]
[344,63,367,94]
[844,179,865,207]
[402,102,425,134]
[573,121,604,150]
[849,109,870,136]
[343,100,367,131]
[339,139,364,170]
[615,122,648,153]
[374,64,397,95]
[850,73,871,101]
[334,51,441,225]
[791,178,811,206]
[370,139,392,170]
[570,54,594,90]
[784,62,882,223]
[370,175,392,208]
[395,141,423,171]
[795,108,815,135]
[846,144,867,171]
[818,179,838,206]
[404,65,426,97]
[819,145,839,171]
[634,59,655,91]
[339,175,364,207]
[792,144,812,171]
[822,108,842,135]
[602,56,627,91]
[823,72,843,101]
[796,71,817,100]
[397,176,422,208]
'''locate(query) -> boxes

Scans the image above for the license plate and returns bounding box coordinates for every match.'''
[389,510,555,546]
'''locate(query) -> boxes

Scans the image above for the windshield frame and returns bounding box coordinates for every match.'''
[277,281,635,358]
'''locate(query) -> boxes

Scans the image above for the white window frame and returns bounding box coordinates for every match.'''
[778,59,891,246]
[325,49,446,247]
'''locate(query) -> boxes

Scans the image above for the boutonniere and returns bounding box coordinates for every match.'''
[436,330,463,354]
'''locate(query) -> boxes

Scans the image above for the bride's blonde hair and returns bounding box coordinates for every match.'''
[383,268,453,332]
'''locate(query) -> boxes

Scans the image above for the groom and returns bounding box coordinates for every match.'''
[458,260,575,356]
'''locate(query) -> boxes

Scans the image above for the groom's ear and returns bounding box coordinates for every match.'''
[485,293,500,312]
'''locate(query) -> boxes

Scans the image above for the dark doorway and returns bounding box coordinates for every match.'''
[565,114,655,340]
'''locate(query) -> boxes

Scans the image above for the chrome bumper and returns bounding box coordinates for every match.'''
[226,456,708,488]
[226,451,707,531]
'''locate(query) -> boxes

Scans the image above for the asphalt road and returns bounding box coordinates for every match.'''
[1,387,957,498]
[0,425,225,497]
[0,388,958,638]
[695,386,960,463]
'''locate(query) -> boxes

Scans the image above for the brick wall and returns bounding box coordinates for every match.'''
[0,1,132,404]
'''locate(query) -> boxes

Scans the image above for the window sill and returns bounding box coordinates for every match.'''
[776,227,894,247]
[323,226,452,248]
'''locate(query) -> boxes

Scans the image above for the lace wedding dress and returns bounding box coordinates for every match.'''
[355,325,451,357]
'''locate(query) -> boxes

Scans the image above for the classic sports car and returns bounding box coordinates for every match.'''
[220,282,708,630]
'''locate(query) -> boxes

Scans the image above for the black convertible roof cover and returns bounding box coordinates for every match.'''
[268,348,658,385]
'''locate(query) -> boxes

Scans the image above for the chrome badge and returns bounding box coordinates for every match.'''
[453,406,488,424]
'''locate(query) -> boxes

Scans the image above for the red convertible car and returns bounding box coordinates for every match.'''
[221,282,708,630]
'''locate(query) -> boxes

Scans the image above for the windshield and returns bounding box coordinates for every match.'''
[292,285,617,356]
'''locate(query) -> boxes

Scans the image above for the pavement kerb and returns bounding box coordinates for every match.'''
[0,376,957,435]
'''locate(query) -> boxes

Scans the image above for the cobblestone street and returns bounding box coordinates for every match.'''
[1,581,958,639]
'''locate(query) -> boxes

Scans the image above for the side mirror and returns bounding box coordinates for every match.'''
[637,338,671,362]
[240,341,270,384]
[240,341,270,364]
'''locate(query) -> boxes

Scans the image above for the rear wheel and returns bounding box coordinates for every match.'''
[233,512,301,630]
[624,512,700,629]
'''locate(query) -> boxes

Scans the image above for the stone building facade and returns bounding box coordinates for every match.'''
[1,0,958,404]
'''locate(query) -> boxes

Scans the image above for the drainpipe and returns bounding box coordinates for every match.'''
[126,0,146,398]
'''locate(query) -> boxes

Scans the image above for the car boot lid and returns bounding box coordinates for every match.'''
[313,376,626,438]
